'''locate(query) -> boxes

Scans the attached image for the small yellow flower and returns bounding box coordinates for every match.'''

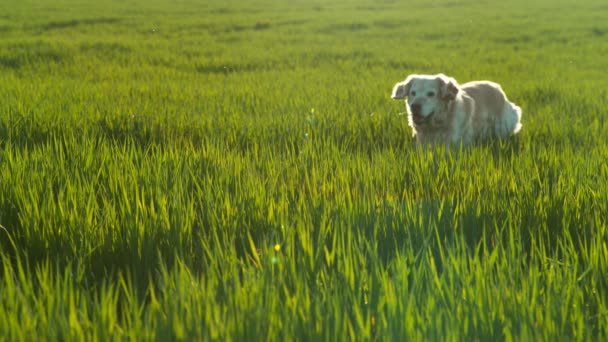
[274,244,281,252]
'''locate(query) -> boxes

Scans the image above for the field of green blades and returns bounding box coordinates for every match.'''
[1,0,607,339]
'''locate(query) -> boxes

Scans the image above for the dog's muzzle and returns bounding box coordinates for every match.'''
[410,104,434,125]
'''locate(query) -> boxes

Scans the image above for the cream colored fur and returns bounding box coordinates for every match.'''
[391,74,522,146]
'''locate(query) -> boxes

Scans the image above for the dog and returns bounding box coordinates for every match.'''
[391,74,522,146]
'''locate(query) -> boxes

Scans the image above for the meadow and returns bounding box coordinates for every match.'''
[1,0,607,339]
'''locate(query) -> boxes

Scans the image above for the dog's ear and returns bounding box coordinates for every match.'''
[391,75,415,100]
[437,74,459,100]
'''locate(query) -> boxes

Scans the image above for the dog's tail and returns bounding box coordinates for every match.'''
[511,103,522,134]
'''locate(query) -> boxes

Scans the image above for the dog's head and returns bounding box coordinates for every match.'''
[391,74,460,125]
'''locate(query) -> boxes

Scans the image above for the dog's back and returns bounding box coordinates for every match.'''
[460,81,522,139]
[461,81,508,114]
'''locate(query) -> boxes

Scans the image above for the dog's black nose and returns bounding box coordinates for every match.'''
[410,103,421,115]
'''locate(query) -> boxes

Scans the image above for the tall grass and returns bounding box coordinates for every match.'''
[1,0,607,339]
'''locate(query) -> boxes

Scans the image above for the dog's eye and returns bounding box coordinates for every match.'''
[427,91,436,97]
[411,91,416,96]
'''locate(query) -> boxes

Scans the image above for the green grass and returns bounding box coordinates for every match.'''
[1,0,608,340]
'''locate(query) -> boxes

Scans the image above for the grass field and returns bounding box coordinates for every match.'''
[1,0,608,339]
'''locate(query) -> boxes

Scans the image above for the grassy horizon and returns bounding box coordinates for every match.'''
[1,0,607,340]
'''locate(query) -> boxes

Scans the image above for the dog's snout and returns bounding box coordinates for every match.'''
[410,103,422,115]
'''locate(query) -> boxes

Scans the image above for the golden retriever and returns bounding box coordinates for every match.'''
[391,74,522,146]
